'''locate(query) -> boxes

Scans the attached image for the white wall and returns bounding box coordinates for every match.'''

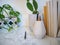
[0,0,47,26]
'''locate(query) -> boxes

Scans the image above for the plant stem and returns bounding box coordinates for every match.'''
[37,13,38,21]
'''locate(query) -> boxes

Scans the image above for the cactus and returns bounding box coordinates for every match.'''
[26,0,38,14]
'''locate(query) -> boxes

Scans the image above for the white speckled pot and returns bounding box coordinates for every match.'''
[33,21,46,39]
[29,14,37,29]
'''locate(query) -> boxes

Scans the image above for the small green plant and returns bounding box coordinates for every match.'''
[26,0,38,14]
[0,7,5,19]
[0,4,21,32]
[3,4,21,23]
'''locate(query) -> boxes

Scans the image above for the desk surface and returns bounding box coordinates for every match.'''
[0,27,60,45]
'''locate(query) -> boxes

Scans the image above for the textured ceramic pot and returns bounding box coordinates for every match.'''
[29,14,37,29]
[33,21,46,39]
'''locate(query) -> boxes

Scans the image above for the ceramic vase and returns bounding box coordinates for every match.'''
[33,21,46,39]
[29,14,37,29]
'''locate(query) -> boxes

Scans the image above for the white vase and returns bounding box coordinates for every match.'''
[29,14,37,29]
[33,21,46,39]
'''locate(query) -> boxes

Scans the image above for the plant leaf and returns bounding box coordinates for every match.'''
[15,11,20,16]
[27,2,33,11]
[3,4,13,10]
[27,0,29,2]
[8,27,13,32]
[9,10,21,22]
[0,6,3,13]
[17,17,21,23]
[9,10,14,15]
[9,10,20,17]
[0,14,5,19]
[33,0,38,10]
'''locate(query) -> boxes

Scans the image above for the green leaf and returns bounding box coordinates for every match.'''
[17,17,21,23]
[27,2,33,11]
[3,4,13,10]
[15,11,20,16]
[33,0,38,10]
[8,27,13,32]
[27,0,29,2]
[9,10,20,17]
[0,6,3,13]
[9,10,14,15]
[9,10,21,22]
[0,14,5,19]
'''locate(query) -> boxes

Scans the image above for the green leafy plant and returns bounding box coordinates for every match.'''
[0,4,21,32]
[26,0,38,14]
[0,7,5,19]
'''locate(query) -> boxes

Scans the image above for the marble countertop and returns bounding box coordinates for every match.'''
[0,27,60,45]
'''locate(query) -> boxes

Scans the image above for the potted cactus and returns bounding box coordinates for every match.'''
[26,0,38,14]
[26,0,39,29]
[26,0,46,39]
